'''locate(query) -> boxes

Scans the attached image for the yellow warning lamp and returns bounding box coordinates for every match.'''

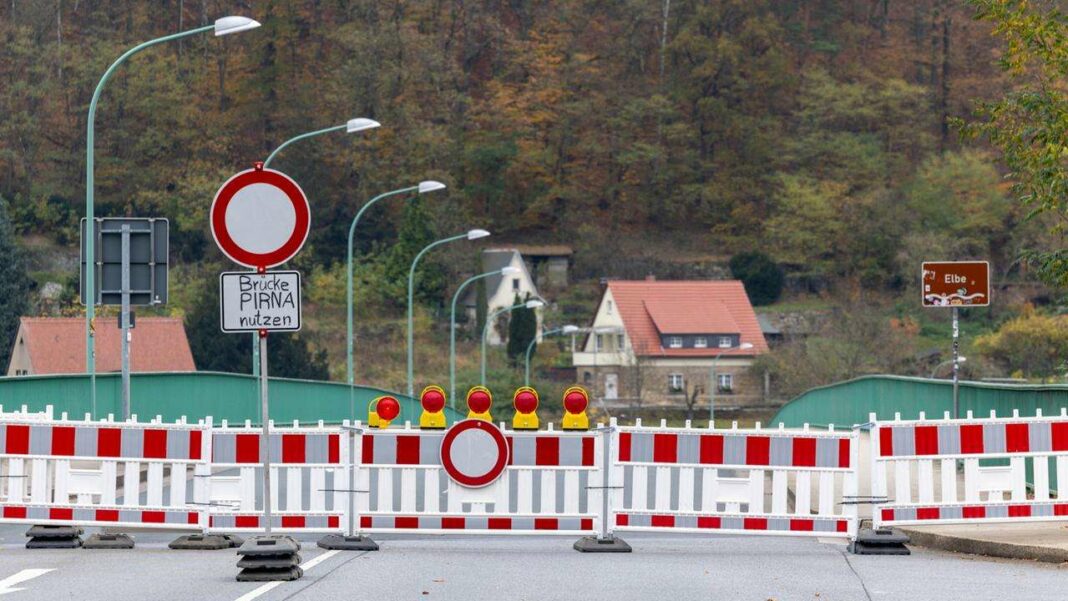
[419,385,447,429]
[466,386,494,422]
[369,395,400,428]
[562,386,590,431]
[512,387,540,431]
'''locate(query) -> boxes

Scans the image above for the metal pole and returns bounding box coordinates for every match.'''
[120,224,131,419]
[481,303,523,386]
[449,270,497,408]
[952,306,960,419]
[408,233,467,397]
[259,331,272,535]
[708,361,715,424]
[347,427,357,537]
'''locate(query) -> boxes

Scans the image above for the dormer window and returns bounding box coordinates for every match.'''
[668,336,683,349]
[694,336,708,349]
[606,300,613,315]
[718,336,732,349]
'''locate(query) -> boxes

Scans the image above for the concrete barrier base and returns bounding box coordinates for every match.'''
[573,535,632,553]
[83,533,135,549]
[236,535,303,582]
[170,533,243,550]
[25,525,82,549]
[317,534,379,551]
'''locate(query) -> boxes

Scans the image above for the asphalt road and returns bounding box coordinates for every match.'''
[0,527,1063,600]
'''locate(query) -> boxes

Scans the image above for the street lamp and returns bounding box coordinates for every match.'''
[347,181,447,411]
[708,342,754,422]
[248,117,382,376]
[481,299,544,385]
[525,325,579,387]
[407,229,491,396]
[84,16,260,416]
[931,356,967,378]
[449,266,521,406]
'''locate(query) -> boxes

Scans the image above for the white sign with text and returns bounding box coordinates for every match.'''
[219,270,302,332]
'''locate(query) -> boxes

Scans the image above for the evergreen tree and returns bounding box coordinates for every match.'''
[507,293,538,367]
[382,199,446,308]
[729,251,784,306]
[0,198,31,371]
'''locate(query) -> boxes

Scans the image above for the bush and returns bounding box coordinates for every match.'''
[729,251,784,306]
[975,310,1068,379]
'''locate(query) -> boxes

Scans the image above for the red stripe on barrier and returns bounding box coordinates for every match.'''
[790,519,814,531]
[96,509,119,522]
[653,434,677,463]
[1053,423,1068,452]
[188,430,202,460]
[142,511,166,523]
[235,516,259,528]
[362,435,374,463]
[878,427,893,457]
[837,520,848,532]
[651,515,675,528]
[746,436,770,466]
[743,517,767,530]
[6,425,28,454]
[881,509,894,522]
[581,518,593,531]
[700,435,723,464]
[488,518,512,530]
[49,508,72,520]
[697,516,720,529]
[536,437,560,466]
[281,516,306,528]
[838,438,851,468]
[396,435,421,465]
[98,428,121,457]
[962,506,985,519]
[236,434,259,463]
[143,429,168,459]
[616,514,629,526]
[360,516,371,528]
[51,426,75,456]
[328,434,340,464]
[328,515,339,528]
[188,512,200,525]
[282,434,306,463]
[960,425,984,454]
[1056,504,1068,517]
[3,506,26,519]
[1006,424,1030,453]
[1008,505,1031,518]
[916,507,940,520]
[618,433,632,461]
[506,436,515,466]
[396,517,419,529]
[442,517,465,529]
[914,426,938,456]
[535,518,558,530]
[792,438,816,467]
[582,437,595,466]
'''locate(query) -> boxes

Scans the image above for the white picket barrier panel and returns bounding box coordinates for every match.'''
[0,410,210,530]
[872,409,1068,527]
[202,419,348,534]
[610,418,859,538]
[355,421,600,534]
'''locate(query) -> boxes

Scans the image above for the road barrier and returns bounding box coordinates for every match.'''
[872,409,1068,527]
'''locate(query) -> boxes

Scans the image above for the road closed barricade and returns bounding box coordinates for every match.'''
[610,418,859,539]
[872,409,1068,528]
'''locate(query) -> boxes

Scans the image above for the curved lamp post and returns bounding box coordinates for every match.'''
[930,356,966,378]
[407,229,491,397]
[84,16,260,416]
[448,265,521,406]
[524,324,579,387]
[481,299,544,385]
[249,117,381,376]
[708,342,754,422]
[347,180,446,418]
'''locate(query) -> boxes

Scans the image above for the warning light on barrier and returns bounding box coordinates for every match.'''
[466,386,493,422]
[371,395,400,428]
[512,386,540,431]
[420,385,447,429]
[562,386,590,431]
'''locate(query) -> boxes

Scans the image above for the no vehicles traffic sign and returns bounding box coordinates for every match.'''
[210,165,310,269]
[220,271,302,332]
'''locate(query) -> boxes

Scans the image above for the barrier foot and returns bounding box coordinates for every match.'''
[236,535,303,582]
[83,533,134,549]
[849,528,911,556]
[573,535,631,553]
[317,534,379,551]
[170,534,243,550]
[25,525,82,549]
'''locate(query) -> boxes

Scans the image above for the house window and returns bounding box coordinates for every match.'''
[694,336,708,349]
[668,336,683,349]
[668,373,684,393]
[595,335,604,351]
[718,336,733,349]
[606,300,613,315]
[583,371,592,385]
[718,373,733,392]
[616,334,625,350]
[512,277,520,291]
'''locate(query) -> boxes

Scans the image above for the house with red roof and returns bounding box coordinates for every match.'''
[6,317,195,376]
[572,279,768,408]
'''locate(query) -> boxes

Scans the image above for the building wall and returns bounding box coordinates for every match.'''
[6,327,32,376]
[484,252,542,346]
[576,358,764,409]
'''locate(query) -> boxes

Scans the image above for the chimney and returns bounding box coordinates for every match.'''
[645,274,656,282]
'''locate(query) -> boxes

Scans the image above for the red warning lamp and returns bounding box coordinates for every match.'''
[466,386,493,421]
[420,385,447,429]
[562,386,590,431]
[377,396,400,422]
[512,386,540,431]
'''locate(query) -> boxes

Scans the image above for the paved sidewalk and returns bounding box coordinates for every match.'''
[902,522,1068,563]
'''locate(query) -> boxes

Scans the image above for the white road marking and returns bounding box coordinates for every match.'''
[0,569,55,596]
[234,550,340,601]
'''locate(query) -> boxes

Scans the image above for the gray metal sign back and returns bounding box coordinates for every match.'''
[80,218,168,305]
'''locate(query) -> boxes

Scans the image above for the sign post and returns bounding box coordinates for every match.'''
[922,261,990,418]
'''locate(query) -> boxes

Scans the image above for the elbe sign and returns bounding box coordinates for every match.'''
[921,261,990,307]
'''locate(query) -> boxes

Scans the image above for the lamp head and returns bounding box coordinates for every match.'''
[346,118,380,133]
[467,229,491,240]
[561,325,580,334]
[739,342,754,350]
[500,266,522,276]
[214,16,261,36]
[418,180,447,194]
[525,300,545,309]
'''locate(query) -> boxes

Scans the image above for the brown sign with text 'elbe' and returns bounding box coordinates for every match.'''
[921,261,990,307]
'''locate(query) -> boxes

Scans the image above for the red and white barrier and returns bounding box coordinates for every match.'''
[872,409,1068,527]
[610,418,858,538]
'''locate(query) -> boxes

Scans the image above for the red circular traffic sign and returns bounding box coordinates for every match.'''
[210,166,310,269]
[440,419,509,488]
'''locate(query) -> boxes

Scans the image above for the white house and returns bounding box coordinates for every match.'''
[462,248,543,345]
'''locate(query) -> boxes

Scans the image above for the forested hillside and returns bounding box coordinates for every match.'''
[0,1,1059,397]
